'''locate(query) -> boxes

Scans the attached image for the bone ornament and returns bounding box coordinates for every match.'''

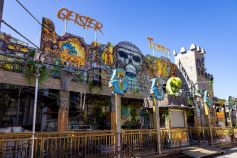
[150,78,165,100]
[204,90,212,107]
[109,68,128,95]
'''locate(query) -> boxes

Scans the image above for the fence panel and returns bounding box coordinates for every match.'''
[122,129,157,155]
[1,128,237,157]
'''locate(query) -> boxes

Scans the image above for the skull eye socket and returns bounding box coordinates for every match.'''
[133,55,141,63]
[118,51,128,59]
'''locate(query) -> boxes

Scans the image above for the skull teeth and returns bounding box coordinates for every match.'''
[126,64,136,74]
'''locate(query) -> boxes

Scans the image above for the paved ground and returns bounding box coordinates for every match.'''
[182,146,224,158]
[215,147,237,158]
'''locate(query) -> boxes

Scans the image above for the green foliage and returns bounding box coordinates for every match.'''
[130,106,137,122]
[123,119,140,129]
[88,80,102,92]
[162,108,169,119]
[24,50,50,85]
[186,109,194,119]
[94,106,106,129]
[187,96,194,105]
[74,71,83,82]
[28,50,35,58]
[208,80,214,87]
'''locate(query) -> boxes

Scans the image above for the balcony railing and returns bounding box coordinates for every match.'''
[0,53,150,95]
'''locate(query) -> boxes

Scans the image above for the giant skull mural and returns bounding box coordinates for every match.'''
[114,42,143,79]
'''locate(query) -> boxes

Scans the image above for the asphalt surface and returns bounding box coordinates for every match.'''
[215,147,237,158]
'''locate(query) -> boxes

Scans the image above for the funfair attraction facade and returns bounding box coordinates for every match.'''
[0,7,227,157]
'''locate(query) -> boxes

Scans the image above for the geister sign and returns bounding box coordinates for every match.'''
[57,8,103,33]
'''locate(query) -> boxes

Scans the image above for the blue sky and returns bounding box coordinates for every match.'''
[2,0,237,99]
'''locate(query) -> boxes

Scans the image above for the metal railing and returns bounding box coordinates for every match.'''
[0,53,150,94]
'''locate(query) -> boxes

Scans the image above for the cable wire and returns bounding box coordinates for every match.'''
[15,0,49,31]
[1,20,39,48]
[15,0,42,26]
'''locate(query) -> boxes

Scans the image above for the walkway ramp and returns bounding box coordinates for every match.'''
[182,146,225,158]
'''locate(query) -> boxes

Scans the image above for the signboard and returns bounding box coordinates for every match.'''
[57,8,103,32]
[147,37,170,57]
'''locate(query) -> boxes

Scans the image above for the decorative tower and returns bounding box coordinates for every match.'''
[174,44,214,127]
[174,44,213,95]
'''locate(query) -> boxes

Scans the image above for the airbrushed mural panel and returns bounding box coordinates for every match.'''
[40,18,58,54]
[40,17,116,70]
[58,35,87,67]
[39,17,177,89]
[142,55,177,80]
[0,32,31,56]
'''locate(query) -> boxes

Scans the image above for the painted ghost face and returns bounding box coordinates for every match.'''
[116,42,143,78]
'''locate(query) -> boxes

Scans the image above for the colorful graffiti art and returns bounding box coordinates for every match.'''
[102,43,114,66]
[58,35,87,67]
[40,18,58,54]
[156,57,177,78]
[0,32,30,55]
[88,41,102,68]
[166,77,182,96]
[109,68,128,95]
[143,55,177,80]
[204,90,212,115]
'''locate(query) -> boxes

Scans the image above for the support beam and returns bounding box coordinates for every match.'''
[0,70,145,100]
[111,96,116,131]
[153,99,161,154]
[115,94,121,158]
[207,110,214,146]
[57,90,69,132]
[16,86,21,125]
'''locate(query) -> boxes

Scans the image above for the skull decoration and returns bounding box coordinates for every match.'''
[115,42,143,79]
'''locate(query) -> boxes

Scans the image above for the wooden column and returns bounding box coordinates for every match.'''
[115,94,121,158]
[194,110,201,128]
[153,99,161,154]
[58,90,69,132]
[207,108,214,146]
[184,110,188,128]
[111,96,116,131]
